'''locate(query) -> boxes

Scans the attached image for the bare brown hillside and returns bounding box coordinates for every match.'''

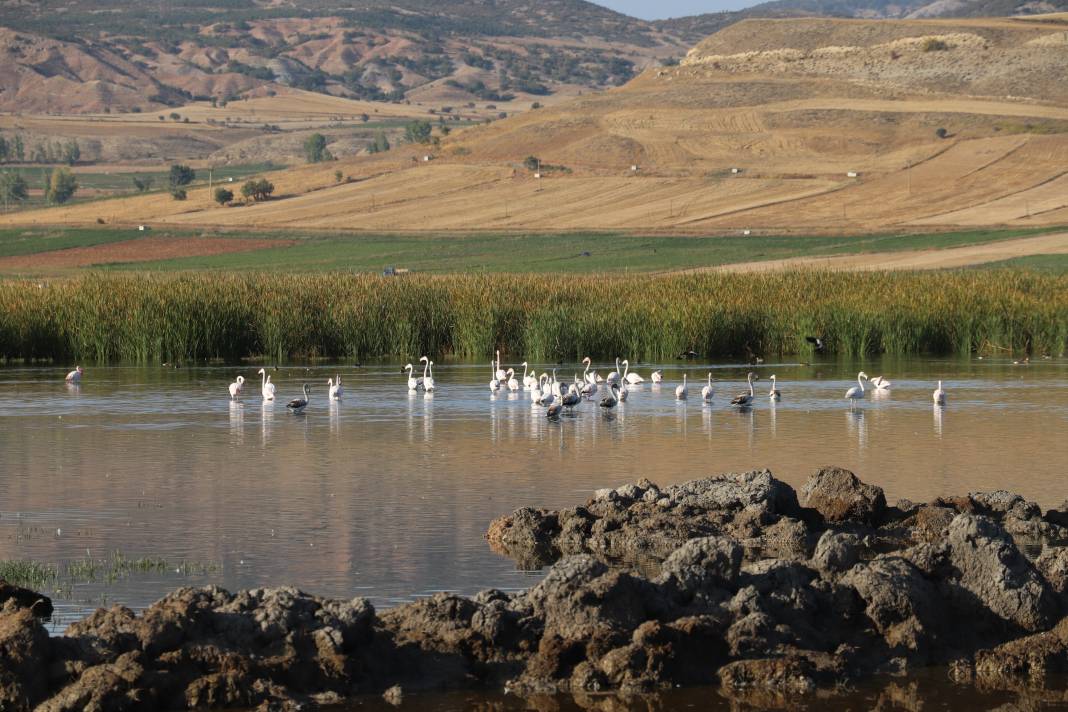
[5,16,1068,234]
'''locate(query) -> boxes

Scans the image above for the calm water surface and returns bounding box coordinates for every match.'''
[1,357,1066,626]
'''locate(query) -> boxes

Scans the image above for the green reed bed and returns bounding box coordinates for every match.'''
[0,271,1065,362]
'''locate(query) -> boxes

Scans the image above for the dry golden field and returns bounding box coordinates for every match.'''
[5,15,1068,239]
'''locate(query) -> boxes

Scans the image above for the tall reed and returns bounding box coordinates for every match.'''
[0,271,1064,362]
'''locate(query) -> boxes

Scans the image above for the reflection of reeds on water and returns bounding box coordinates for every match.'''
[2,271,1065,363]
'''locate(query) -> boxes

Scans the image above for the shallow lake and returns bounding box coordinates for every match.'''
[1,357,1066,628]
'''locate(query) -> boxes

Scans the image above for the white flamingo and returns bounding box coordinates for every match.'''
[768,374,781,401]
[606,358,622,386]
[650,369,663,384]
[506,368,520,391]
[623,359,644,385]
[933,380,947,405]
[489,361,501,391]
[424,360,436,392]
[522,362,538,389]
[530,374,545,403]
[871,375,891,390]
[258,368,275,401]
[404,364,423,391]
[287,383,310,413]
[495,350,508,382]
[731,372,757,407]
[228,375,245,399]
[328,376,342,400]
[581,357,593,384]
[675,373,688,400]
[65,366,84,383]
[701,373,714,402]
[845,371,868,404]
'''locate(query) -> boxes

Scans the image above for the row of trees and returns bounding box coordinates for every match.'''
[0,135,81,166]
[213,179,275,205]
[0,167,78,209]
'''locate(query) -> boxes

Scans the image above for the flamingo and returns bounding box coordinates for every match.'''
[546,402,563,420]
[650,370,663,384]
[845,371,868,404]
[531,374,545,403]
[730,372,757,407]
[600,382,621,411]
[489,361,501,391]
[506,368,520,391]
[287,383,310,413]
[561,386,581,411]
[522,362,538,389]
[619,382,629,402]
[606,358,622,386]
[768,374,781,401]
[424,361,436,392]
[701,373,714,402]
[582,357,594,384]
[65,366,84,383]
[675,374,688,400]
[871,375,891,390]
[328,376,342,400]
[933,380,947,405]
[258,368,276,401]
[495,350,508,382]
[228,375,245,400]
[580,377,598,400]
[403,364,423,390]
[623,359,644,385]
[550,369,562,398]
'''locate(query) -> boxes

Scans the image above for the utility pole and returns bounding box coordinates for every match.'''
[208,166,213,203]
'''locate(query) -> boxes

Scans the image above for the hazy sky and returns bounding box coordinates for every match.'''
[593,0,758,19]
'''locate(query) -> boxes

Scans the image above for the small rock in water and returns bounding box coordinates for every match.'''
[382,685,404,706]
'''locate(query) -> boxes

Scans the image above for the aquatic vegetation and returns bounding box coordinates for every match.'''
[0,270,1064,362]
[0,551,219,594]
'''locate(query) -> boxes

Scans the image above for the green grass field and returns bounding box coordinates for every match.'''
[0,225,1062,274]
[982,254,1068,272]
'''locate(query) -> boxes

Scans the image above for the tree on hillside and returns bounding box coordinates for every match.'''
[63,140,81,166]
[0,171,29,210]
[404,120,432,144]
[132,176,153,193]
[169,164,195,191]
[0,135,8,163]
[46,167,77,204]
[214,187,234,205]
[241,178,274,202]
[368,130,390,154]
[13,135,24,163]
[304,133,331,163]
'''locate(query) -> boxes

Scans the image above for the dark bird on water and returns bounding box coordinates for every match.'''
[546,403,562,420]
[676,349,698,360]
[287,383,310,413]
[806,336,826,353]
[599,382,621,410]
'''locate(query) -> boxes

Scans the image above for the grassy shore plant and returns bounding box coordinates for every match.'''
[0,271,1064,362]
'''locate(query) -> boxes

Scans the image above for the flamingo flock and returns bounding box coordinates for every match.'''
[60,357,955,415]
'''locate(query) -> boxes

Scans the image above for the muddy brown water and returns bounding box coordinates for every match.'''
[1,358,1066,634]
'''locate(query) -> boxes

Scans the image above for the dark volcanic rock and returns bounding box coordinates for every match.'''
[5,467,1068,709]
[799,466,887,524]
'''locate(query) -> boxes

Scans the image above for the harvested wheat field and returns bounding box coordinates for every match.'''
[5,15,1068,234]
[0,237,290,270]
[709,231,1068,272]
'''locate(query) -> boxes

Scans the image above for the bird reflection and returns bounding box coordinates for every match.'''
[845,409,868,451]
[329,399,340,437]
[229,400,244,443]
[768,398,778,437]
[260,400,274,447]
[933,404,944,439]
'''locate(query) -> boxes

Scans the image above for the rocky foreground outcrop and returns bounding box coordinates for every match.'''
[5,467,1068,710]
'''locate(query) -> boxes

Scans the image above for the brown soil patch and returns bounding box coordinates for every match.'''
[0,236,291,270]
